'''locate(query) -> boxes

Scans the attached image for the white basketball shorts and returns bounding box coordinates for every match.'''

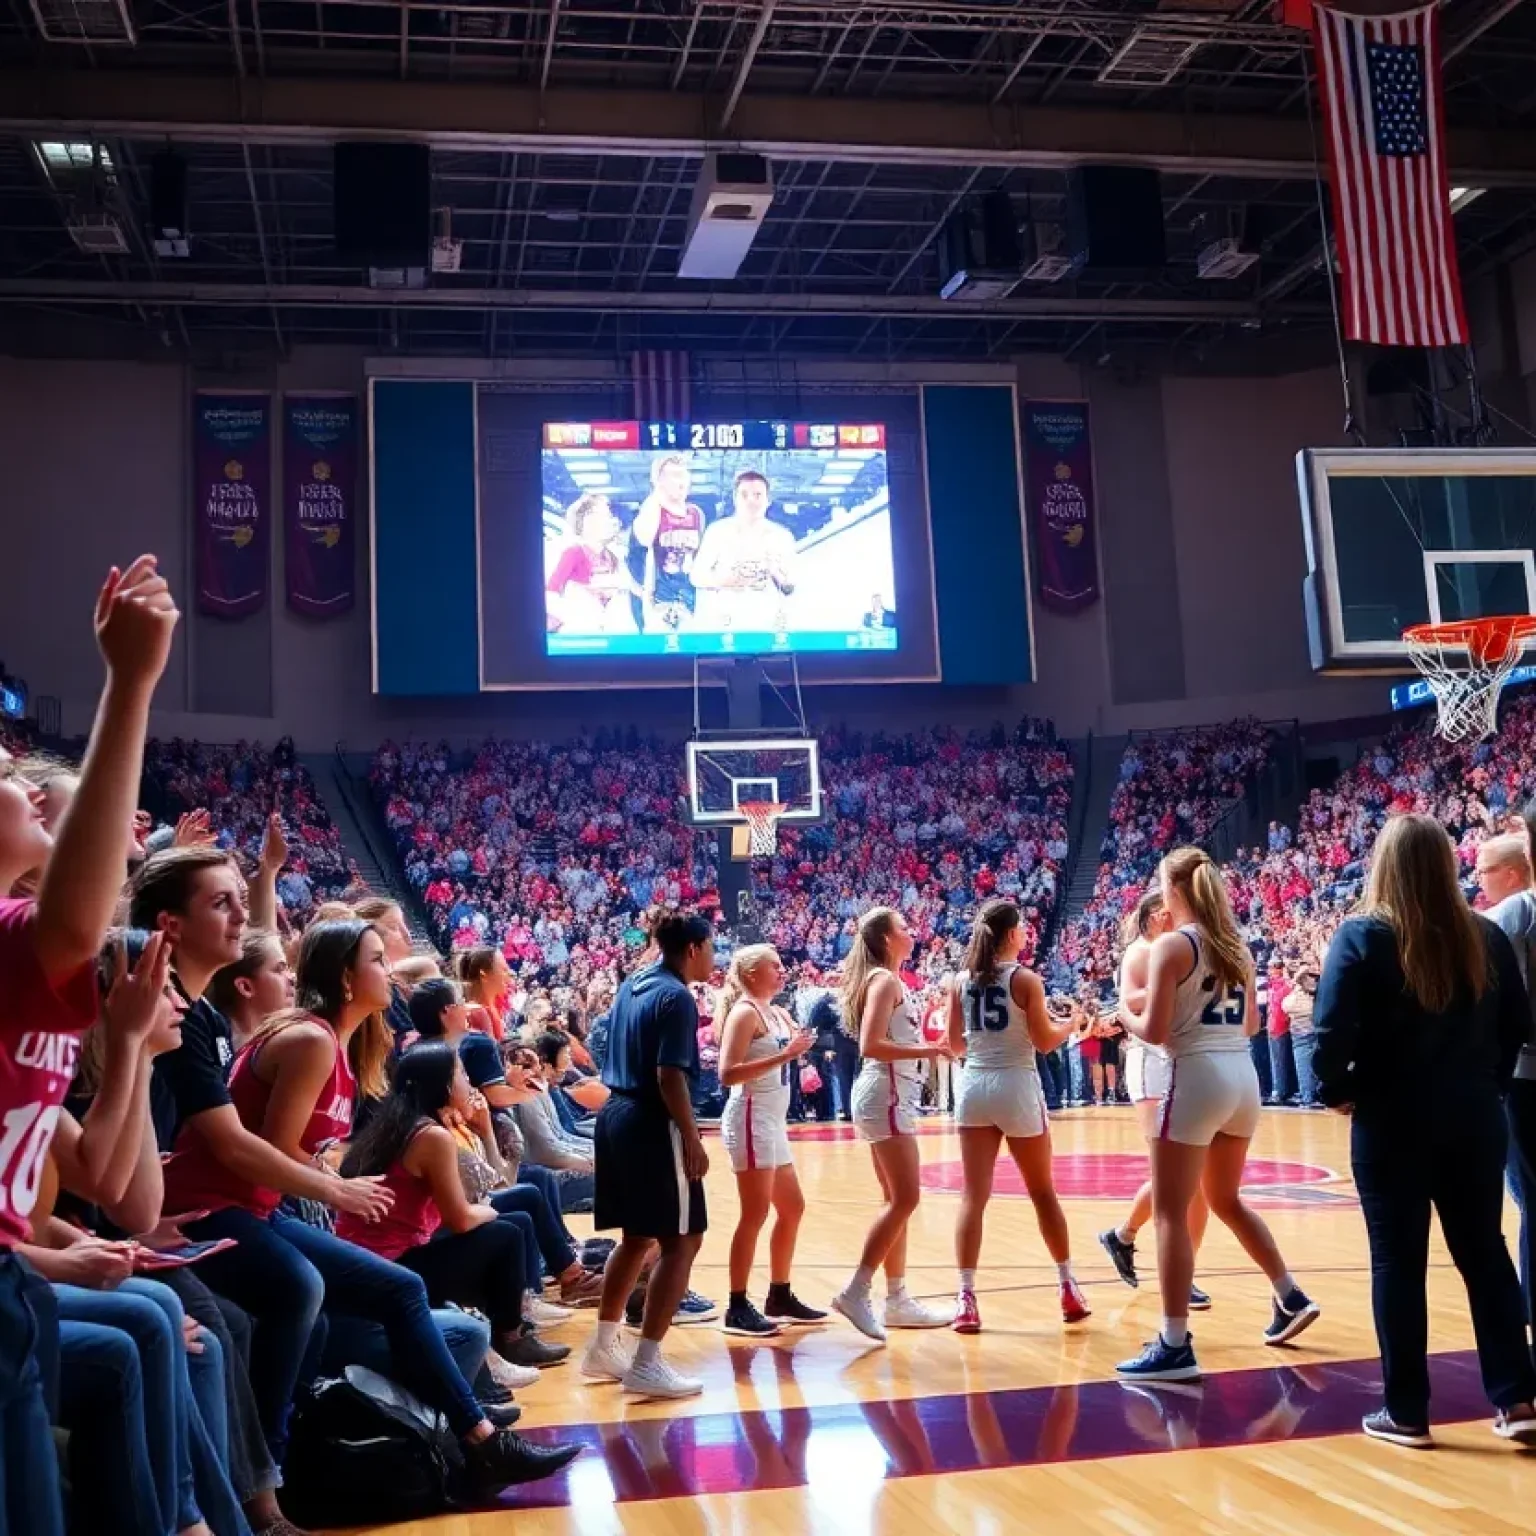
[953,1063,1047,1139]
[720,1091,793,1173]
[1154,1052,1262,1147]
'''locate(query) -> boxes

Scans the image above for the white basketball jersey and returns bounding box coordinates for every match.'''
[1164,925,1249,1058]
[957,964,1035,1071]
[1117,939,1166,1062]
[856,974,923,1092]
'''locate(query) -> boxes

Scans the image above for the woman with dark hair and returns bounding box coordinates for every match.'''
[409,980,605,1307]
[353,897,417,1041]
[456,946,513,1044]
[1314,813,1536,1448]
[946,900,1084,1336]
[338,1042,570,1370]
[163,919,582,1490]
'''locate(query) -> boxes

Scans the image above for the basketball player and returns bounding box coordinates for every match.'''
[947,900,1090,1334]
[690,469,797,635]
[830,909,953,1341]
[1117,849,1320,1382]
[546,493,640,636]
[1099,890,1211,1309]
[631,453,706,633]
[716,944,828,1337]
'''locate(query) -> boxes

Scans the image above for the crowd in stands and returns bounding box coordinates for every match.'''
[145,738,360,914]
[371,719,1072,999]
[1047,719,1275,998]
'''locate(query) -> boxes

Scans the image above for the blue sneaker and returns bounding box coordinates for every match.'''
[1116,1333,1201,1382]
[1188,1284,1212,1311]
[1264,1287,1320,1345]
[675,1289,719,1324]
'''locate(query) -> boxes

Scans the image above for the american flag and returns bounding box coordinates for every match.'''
[1312,2,1467,348]
[629,350,692,421]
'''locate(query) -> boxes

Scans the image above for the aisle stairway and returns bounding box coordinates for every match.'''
[1058,733,1127,929]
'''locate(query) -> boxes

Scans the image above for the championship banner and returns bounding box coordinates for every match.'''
[1022,401,1100,615]
[284,394,358,617]
[194,392,271,619]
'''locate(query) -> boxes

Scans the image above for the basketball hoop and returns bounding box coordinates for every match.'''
[738,801,787,857]
[1402,615,1536,742]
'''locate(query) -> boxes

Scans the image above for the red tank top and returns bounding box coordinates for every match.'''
[334,1122,441,1259]
[163,1016,356,1219]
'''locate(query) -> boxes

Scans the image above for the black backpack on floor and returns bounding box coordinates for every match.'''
[282,1365,467,1528]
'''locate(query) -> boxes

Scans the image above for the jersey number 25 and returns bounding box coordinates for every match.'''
[1200,986,1245,1027]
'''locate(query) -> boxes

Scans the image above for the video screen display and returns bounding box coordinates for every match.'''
[540,419,898,657]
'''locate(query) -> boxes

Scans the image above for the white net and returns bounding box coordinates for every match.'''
[740,802,785,857]
[1403,618,1536,742]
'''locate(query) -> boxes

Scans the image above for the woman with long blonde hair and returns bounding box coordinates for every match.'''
[1314,813,1536,1448]
[716,944,825,1337]
[830,908,953,1341]
[1117,848,1318,1382]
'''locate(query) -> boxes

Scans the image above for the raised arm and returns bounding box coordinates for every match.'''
[35,557,177,983]
[248,809,287,933]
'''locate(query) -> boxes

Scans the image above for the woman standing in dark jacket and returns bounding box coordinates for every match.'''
[1313,813,1536,1448]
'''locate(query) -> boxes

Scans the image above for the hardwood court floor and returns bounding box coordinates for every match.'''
[373,1108,1536,1535]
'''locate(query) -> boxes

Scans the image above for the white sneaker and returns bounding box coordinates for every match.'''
[524,1295,575,1328]
[884,1294,953,1329]
[484,1350,542,1391]
[620,1355,704,1399]
[580,1335,633,1383]
[830,1287,887,1342]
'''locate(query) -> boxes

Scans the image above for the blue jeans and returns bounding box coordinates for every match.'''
[493,1183,575,1277]
[0,1254,63,1536]
[401,1217,534,1336]
[58,1278,249,1536]
[1291,1029,1318,1106]
[537,1166,596,1214]
[188,1206,487,1452]
[1268,1032,1297,1103]
[324,1308,489,1387]
[1038,1049,1066,1111]
[1249,1030,1273,1101]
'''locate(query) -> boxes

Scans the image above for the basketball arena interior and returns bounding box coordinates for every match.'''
[5,1,1536,1532]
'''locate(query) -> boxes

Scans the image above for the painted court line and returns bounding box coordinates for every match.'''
[496,1350,1490,1511]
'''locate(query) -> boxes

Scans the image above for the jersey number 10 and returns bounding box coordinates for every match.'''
[967,986,1009,1033]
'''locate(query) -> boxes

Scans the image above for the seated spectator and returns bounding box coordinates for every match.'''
[511,1031,597,1213]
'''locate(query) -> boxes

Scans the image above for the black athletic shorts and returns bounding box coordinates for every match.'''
[1099,1035,1121,1070]
[593,1092,708,1239]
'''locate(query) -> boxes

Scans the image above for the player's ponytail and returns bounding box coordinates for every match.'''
[715,943,777,1028]
[1161,847,1250,992]
[963,899,1020,985]
[839,907,899,1035]
[1119,889,1165,951]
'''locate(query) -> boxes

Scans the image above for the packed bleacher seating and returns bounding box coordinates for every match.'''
[145,736,360,913]
[370,719,1072,992]
[1047,718,1275,997]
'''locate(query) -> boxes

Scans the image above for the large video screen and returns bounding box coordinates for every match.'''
[540,419,897,658]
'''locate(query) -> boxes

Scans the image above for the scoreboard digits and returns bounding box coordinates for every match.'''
[546,420,886,451]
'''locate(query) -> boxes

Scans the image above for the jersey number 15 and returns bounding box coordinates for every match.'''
[967,986,1009,1033]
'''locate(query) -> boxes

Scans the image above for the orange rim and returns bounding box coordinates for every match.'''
[1402,615,1536,667]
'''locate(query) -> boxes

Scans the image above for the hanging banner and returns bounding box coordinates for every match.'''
[194,392,271,618]
[1023,401,1100,615]
[284,394,358,617]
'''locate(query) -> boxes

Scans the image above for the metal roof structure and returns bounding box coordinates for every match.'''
[1,0,1534,363]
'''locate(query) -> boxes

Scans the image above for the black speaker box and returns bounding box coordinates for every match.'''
[333,143,432,268]
[150,153,188,239]
[1066,166,1166,272]
[938,190,1023,293]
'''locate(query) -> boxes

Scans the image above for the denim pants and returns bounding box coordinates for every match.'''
[0,1253,63,1536]
[187,1205,486,1455]
[58,1279,248,1536]
[1353,1109,1536,1424]
[1268,1032,1297,1103]
[1248,1030,1273,1102]
[323,1308,489,1387]
[539,1166,596,1214]
[516,1165,583,1256]
[1291,1029,1318,1106]
[1038,1049,1066,1111]
[401,1217,533,1336]
[491,1184,574,1278]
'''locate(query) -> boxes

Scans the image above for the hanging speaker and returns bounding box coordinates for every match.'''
[333,143,432,271]
[1066,166,1166,273]
[150,153,189,256]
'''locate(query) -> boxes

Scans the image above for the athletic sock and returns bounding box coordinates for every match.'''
[1116,1224,1137,1245]
[728,1291,748,1309]
[1162,1317,1189,1348]
[887,1277,910,1301]
[595,1320,620,1351]
[767,1281,792,1302]
[958,1269,976,1292]
[1056,1262,1074,1284]
[1274,1272,1299,1305]
[634,1337,661,1369]
[849,1266,875,1297]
